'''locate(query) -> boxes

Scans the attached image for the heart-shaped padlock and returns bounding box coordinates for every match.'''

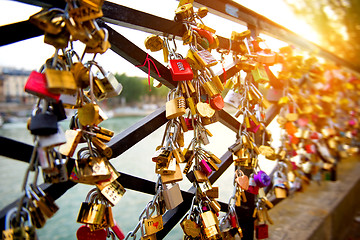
[76,225,107,240]
[210,94,224,111]
[235,170,249,190]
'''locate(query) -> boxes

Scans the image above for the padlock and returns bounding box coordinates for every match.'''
[76,225,107,240]
[93,63,123,99]
[29,9,65,35]
[266,88,284,102]
[165,88,186,119]
[200,75,220,98]
[44,28,70,49]
[29,183,59,219]
[224,89,241,108]
[45,68,77,95]
[71,147,112,184]
[152,148,173,163]
[181,215,201,238]
[91,136,113,158]
[77,103,101,126]
[24,71,60,101]
[186,50,202,71]
[210,94,224,111]
[254,170,271,188]
[198,180,213,195]
[193,169,208,183]
[145,34,164,52]
[38,127,66,148]
[201,210,220,239]
[235,169,249,190]
[162,183,183,210]
[88,200,114,231]
[143,204,164,235]
[68,5,103,23]
[174,3,194,21]
[27,190,47,229]
[169,59,193,81]
[3,207,37,240]
[161,163,183,184]
[199,159,212,176]
[156,156,176,175]
[77,189,106,225]
[71,62,90,88]
[247,173,259,195]
[58,129,82,157]
[192,49,218,67]
[99,180,126,207]
[255,224,269,239]
[111,219,125,240]
[29,110,58,136]
[196,101,215,118]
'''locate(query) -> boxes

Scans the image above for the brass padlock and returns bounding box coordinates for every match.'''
[77,103,100,126]
[58,129,82,157]
[45,68,77,95]
[192,49,218,68]
[165,88,186,119]
[92,62,123,99]
[77,189,106,225]
[29,9,65,35]
[175,3,194,21]
[143,204,164,236]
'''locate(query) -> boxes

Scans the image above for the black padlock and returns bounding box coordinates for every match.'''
[29,111,58,136]
[51,100,67,121]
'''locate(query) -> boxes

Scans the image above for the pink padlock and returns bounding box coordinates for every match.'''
[199,159,212,176]
[246,173,259,195]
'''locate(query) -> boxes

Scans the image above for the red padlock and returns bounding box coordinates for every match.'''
[185,117,195,130]
[229,213,238,228]
[169,59,193,81]
[111,220,125,240]
[76,225,107,240]
[255,224,269,239]
[210,94,224,111]
[24,71,60,101]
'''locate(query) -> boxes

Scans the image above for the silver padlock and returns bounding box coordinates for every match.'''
[224,89,242,108]
[92,62,123,100]
[38,127,66,148]
[162,183,183,210]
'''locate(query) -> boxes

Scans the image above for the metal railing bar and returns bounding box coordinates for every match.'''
[0,20,43,47]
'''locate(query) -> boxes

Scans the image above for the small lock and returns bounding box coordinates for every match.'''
[77,188,106,225]
[199,159,212,176]
[174,3,194,21]
[58,129,82,157]
[209,94,224,111]
[255,223,269,239]
[3,207,37,240]
[165,88,186,119]
[143,204,164,236]
[169,59,194,81]
[29,9,65,35]
[77,103,101,126]
[235,170,249,190]
[161,163,183,184]
[254,170,271,188]
[247,173,259,195]
[181,216,201,238]
[44,28,70,49]
[224,89,242,108]
[93,63,123,99]
[192,49,217,68]
[38,127,66,148]
[29,183,59,219]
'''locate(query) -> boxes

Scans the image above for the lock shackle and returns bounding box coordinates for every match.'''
[5,207,32,230]
[84,188,98,202]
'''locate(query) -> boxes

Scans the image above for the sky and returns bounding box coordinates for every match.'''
[0,0,320,77]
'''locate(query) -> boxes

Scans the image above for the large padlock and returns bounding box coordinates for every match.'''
[88,199,114,232]
[77,188,106,225]
[24,71,60,101]
[165,88,186,119]
[45,68,77,95]
[71,147,112,185]
[181,214,201,238]
[143,204,164,236]
[29,109,58,136]
[162,182,183,210]
[169,59,193,81]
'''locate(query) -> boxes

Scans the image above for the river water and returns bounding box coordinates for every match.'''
[0,115,278,239]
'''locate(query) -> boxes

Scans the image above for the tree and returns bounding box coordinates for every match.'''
[285,0,360,68]
[115,73,168,104]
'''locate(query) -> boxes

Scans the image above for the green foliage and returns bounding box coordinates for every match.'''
[115,73,168,103]
[285,0,360,68]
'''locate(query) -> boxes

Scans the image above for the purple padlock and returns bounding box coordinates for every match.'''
[254,170,271,188]
[200,159,212,176]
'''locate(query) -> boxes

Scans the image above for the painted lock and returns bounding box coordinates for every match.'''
[169,59,193,81]
[254,170,271,188]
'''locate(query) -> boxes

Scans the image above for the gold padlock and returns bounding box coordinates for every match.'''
[192,49,217,68]
[45,68,77,94]
[175,3,194,21]
[165,88,186,119]
[77,103,100,126]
